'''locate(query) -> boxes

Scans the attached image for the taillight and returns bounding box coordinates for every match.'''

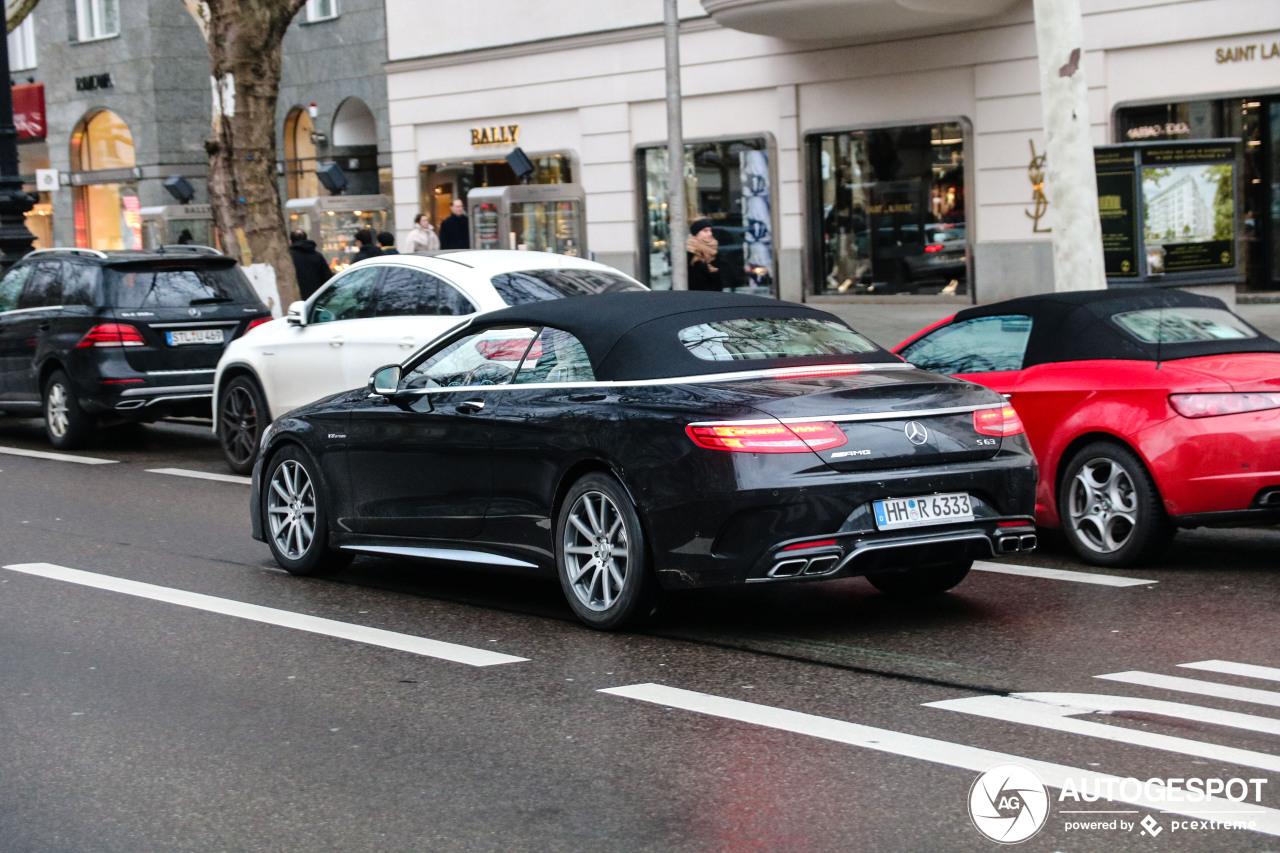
[1169,392,1280,418]
[973,405,1025,436]
[686,420,847,453]
[924,243,945,254]
[245,317,272,333]
[77,323,145,348]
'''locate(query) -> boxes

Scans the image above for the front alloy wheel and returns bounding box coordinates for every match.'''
[556,473,656,630]
[264,445,349,576]
[1059,441,1171,567]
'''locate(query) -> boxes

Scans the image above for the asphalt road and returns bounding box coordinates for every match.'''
[2,417,1279,852]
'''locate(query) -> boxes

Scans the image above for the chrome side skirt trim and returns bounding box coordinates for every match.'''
[147,368,217,376]
[341,544,539,569]
[120,383,214,397]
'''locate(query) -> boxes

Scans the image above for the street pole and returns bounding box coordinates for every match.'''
[1033,0,1105,292]
[663,0,687,290]
[0,6,34,267]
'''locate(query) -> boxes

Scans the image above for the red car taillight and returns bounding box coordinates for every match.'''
[77,323,145,348]
[245,317,272,333]
[686,420,847,453]
[1169,392,1280,418]
[973,405,1025,436]
[924,243,945,254]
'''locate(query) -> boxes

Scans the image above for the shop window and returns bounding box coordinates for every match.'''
[70,110,137,250]
[8,15,36,70]
[419,154,573,230]
[638,138,774,294]
[807,123,967,298]
[75,0,119,41]
[284,108,320,199]
[1116,98,1274,290]
[305,0,339,22]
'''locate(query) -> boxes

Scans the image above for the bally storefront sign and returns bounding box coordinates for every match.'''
[12,83,45,140]
[471,124,519,146]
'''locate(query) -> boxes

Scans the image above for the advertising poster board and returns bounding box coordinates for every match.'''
[1094,140,1241,285]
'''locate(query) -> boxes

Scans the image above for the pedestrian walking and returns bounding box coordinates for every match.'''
[377,231,399,255]
[686,218,721,291]
[439,198,470,250]
[351,228,382,264]
[404,212,440,253]
[288,229,333,300]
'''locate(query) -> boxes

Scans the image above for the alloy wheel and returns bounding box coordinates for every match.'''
[221,384,259,467]
[562,490,631,612]
[1066,457,1138,554]
[46,381,70,438]
[267,459,317,561]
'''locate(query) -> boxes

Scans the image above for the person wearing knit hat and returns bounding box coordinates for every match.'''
[686,218,721,291]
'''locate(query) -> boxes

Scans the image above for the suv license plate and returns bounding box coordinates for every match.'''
[167,329,224,346]
[873,492,974,531]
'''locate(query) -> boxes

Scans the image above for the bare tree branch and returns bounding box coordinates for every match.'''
[6,0,41,34]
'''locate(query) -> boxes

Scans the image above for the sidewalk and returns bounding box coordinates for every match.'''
[816,296,1280,350]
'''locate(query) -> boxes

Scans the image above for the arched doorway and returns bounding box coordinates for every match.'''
[284,107,319,199]
[70,110,139,250]
[332,97,380,195]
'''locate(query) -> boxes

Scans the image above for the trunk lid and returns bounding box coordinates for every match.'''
[714,369,1010,472]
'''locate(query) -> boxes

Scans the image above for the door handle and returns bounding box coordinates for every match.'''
[38,321,51,331]
[329,336,344,347]
[568,393,605,403]
[399,336,416,349]
[456,398,485,413]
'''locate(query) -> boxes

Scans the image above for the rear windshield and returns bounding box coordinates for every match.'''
[490,269,645,306]
[1111,307,1256,343]
[105,265,260,309]
[679,317,880,361]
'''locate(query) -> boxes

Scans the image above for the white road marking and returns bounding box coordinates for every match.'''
[600,683,1280,835]
[147,467,251,485]
[0,445,117,465]
[1181,660,1280,683]
[927,692,1280,773]
[971,560,1156,587]
[3,562,526,667]
[1097,671,1280,709]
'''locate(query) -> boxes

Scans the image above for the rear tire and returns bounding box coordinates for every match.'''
[263,444,351,576]
[219,375,270,474]
[556,473,657,630]
[1058,440,1171,567]
[866,560,972,596]
[44,370,94,450]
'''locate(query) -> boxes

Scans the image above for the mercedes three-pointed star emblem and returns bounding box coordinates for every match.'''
[904,421,929,445]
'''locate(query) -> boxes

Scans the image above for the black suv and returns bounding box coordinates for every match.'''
[0,246,271,448]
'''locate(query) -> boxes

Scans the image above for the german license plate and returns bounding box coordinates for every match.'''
[873,492,974,530]
[166,329,224,346]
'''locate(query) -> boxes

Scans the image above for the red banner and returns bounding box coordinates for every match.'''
[13,83,45,140]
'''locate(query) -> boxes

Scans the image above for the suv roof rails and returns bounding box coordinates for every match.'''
[159,244,223,255]
[25,247,110,259]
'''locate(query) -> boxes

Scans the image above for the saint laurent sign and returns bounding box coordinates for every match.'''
[1215,39,1280,63]
[471,125,520,146]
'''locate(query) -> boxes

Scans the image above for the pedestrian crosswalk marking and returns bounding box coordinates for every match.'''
[971,560,1155,586]
[0,445,117,464]
[146,467,252,485]
[1181,660,1280,683]
[1096,670,1280,709]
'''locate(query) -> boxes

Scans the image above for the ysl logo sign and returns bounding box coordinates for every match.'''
[1025,140,1051,233]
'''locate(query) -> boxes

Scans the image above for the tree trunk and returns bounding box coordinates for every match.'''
[200,0,306,305]
[5,0,41,33]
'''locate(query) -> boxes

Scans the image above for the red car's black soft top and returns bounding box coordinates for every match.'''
[950,287,1280,368]
[470,290,902,381]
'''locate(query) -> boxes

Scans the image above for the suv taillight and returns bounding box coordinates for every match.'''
[973,405,1025,436]
[245,317,272,333]
[77,323,146,348]
[686,420,847,453]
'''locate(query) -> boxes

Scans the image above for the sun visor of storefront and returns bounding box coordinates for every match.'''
[951,288,1280,367]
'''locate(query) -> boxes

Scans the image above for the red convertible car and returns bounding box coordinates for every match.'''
[895,288,1280,566]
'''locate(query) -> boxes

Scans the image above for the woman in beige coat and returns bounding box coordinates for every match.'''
[404,212,441,253]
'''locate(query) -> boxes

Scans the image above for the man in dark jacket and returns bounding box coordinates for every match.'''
[438,198,470,250]
[377,231,399,255]
[288,230,332,300]
[351,228,383,264]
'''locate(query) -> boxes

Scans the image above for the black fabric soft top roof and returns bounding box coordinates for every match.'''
[951,287,1280,367]
[469,291,898,381]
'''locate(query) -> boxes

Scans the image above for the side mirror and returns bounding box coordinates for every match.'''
[285,300,306,326]
[370,364,402,396]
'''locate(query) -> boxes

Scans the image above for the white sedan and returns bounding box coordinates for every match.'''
[213,250,646,472]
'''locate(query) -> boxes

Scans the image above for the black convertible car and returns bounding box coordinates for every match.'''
[251,292,1037,629]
